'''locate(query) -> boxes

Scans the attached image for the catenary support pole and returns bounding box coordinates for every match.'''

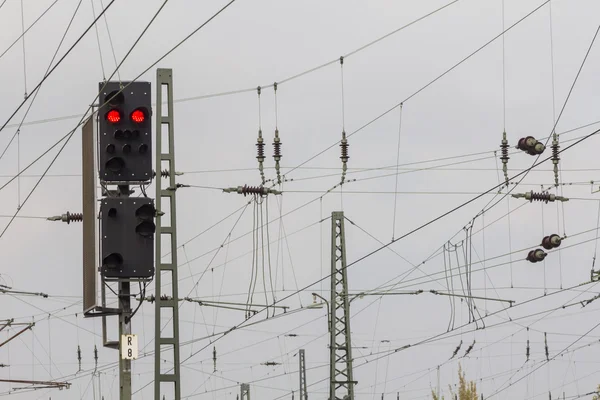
[299,349,307,400]
[241,383,251,399]
[330,211,356,400]
[154,68,181,399]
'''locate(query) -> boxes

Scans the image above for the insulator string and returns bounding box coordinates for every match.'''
[256,86,265,184]
[273,83,282,185]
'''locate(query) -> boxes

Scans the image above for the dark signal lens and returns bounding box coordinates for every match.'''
[131,109,145,123]
[107,109,121,124]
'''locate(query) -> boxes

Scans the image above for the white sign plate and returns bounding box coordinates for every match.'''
[121,334,138,360]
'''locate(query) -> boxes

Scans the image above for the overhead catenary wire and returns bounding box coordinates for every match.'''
[0,0,84,169]
[142,128,596,396]
[486,319,600,399]
[368,196,528,300]
[181,171,589,308]
[7,2,600,398]
[182,285,460,399]
[19,0,27,99]
[131,306,323,396]
[99,0,120,82]
[0,0,171,241]
[350,21,600,296]
[1,0,235,144]
[3,0,85,215]
[90,0,106,80]
[17,0,26,208]
[373,231,600,292]
[11,280,598,399]
[339,128,599,287]
[345,282,600,381]
[2,0,459,132]
[168,126,600,375]
[340,18,600,301]
[0,0,117,135]
[264,287,600,400]
[282,0,552,179]
[0,0,61,64]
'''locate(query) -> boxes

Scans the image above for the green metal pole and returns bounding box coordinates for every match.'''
[154,68,181,400]
[330,212,355,400]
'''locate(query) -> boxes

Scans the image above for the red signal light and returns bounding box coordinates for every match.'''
[131,109,146,123]
[106,109,121,124]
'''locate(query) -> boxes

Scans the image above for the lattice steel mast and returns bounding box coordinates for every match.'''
[299,349,308,400]
[330,212,355,400]
[154,68,181,399]
[240,383,251,400]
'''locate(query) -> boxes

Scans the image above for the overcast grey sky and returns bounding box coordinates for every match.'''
[1,0,600,399]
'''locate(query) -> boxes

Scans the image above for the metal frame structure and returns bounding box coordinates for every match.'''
[241,383,251,400]
[299,349,307,400]
[82,115,97,315]
[82,113,120,337]
[330,211,355,400]
[154,68,182,399]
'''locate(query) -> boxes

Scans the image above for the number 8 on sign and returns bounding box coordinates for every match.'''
[121,334,138,360]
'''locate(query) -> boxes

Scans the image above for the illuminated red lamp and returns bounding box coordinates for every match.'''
[131,109,146,123]
[106,109,121,124]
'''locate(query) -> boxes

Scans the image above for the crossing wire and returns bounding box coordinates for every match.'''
[17,0,26,208]
[340,17,600,298]
[17,280,598,399]
[487,319,600,398]
[1,0,459,131]
[266,298,600,400]
[173,189,596,396]
[0,0,81,167]
[0,0,172,241]
[376,231,600,292]
[90,0,106,80]
[338,128,599,286]
[160,126,600,382]
[282,0,552,179]
[0,0,84,198]
[3,0,596,396]
[99,0,121,82]
[0,0,61,63]
[0,0,118,134]
[392,103,403,240]
[179,163,591,302]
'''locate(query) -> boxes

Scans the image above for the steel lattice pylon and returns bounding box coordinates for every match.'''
[154,69,181,399]
[299,349,307,400]
[329,211,355,400]
[240,383,251,400]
